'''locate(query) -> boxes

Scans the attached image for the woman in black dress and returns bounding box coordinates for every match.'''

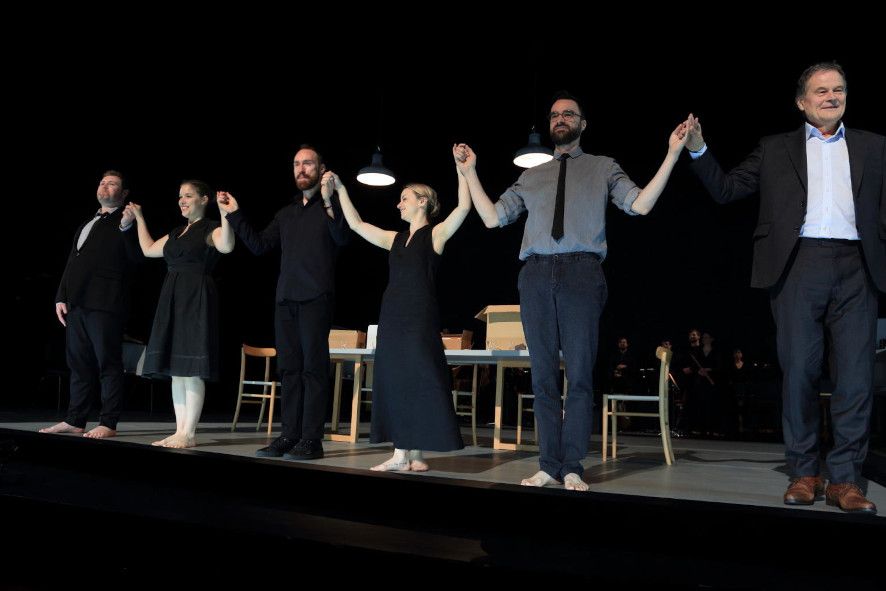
[125,180,234,448]
[327,148,471,471]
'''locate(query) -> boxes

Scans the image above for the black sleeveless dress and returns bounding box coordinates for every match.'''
[143,219,221,381]
[369,225,464,451]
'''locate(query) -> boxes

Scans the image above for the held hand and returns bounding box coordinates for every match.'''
[453,144,469,176]
[461,144,477,170]
[216,191,239,214]
[668,118,690,154]
[55,302,68,327]
[686,114,705,152]
[122,203,140,224]
[453,143,467,163]
[329,171,344,191]
[320,171,336,200]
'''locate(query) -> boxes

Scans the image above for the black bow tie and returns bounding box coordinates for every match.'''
[96,211,111,218]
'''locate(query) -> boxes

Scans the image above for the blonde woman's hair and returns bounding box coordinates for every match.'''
[404,183,439,219]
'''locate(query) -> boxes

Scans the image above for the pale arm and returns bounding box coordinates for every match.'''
[125,203,168,258]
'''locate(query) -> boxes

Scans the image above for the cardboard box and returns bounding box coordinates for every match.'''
[475,305,525,350]
[328,329,367,349]
[441,330,473,350]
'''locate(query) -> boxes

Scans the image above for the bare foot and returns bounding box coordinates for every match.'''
[408,450,428,472]
[83,426,116,439]
[563,473,589,491]
[520,470,559,487]
[162,434,196,449]
[152,435,174,446]
[410,460,429,472]
[39,422,84,435]
[371,458,411,472]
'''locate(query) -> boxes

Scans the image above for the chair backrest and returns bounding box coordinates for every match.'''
[240,345,277,392]
[656,346,673,397]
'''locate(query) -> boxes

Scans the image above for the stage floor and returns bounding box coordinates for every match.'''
[3,419,883,516]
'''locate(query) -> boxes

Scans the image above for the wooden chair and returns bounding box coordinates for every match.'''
[515,368,569,446]
[231,345,281,435]
[451,365,479,446]
[602,346,675,465]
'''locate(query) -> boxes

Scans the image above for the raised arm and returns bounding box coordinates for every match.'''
[685,114,763,204]
[211,192,236,253]
[217,191,281,255]
[455,143,502,228]
[629,117,690,215]
[327,172,396,250]
[125,203,168,258]
[431,146,473,253]
[320,172,351,246]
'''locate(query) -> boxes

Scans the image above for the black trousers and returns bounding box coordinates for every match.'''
[65,307,125,429]
[771,239,878,484]
[275,295,333,441]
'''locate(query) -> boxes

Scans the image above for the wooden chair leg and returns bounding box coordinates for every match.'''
[232,395,244,432]
[331,362,342,433]
[256,397,267,431]
[659,410,672,465]
[516,394,524,445]
[266,385,276,436]
[602,394,609,461]
[470,365,478,447]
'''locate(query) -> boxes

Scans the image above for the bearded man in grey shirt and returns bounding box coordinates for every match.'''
[457,91,689,490]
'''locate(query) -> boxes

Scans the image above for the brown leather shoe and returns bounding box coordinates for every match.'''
[825,482,877,514]
[783,476,824,505]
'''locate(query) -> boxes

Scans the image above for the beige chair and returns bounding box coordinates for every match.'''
[602,346,675,465]
[515,369,568,446]
[231,345,281,435]
[451,365,479,446]
[443,330,478,446]
[515,385,538,445]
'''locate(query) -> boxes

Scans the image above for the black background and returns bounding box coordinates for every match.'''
[9,18,884,412]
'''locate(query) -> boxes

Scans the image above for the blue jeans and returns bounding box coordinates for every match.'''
[518,253,607,480]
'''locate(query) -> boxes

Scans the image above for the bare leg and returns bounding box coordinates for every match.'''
[153,376,186,446]
[520,470,559,487]
[164,377,203,449]
[408,449,429,472]
[563,473,589,491]
[39,422,85,434]
[83,425,116,438]
[371,448,411,471]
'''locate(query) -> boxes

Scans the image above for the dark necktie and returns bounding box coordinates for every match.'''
[551,153,569,241]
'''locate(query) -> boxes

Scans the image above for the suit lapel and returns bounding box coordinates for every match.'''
[845,128,866,201]
[784,126,808,195]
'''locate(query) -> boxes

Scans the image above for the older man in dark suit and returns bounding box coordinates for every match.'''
[41,170,142,438]
[687,62,885,513]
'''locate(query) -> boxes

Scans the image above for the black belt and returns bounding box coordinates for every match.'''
[799,237,860,246]
[526,252,601,263]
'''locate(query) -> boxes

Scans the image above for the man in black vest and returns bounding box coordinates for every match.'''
[686,62,884,514]
[41,170,142,438]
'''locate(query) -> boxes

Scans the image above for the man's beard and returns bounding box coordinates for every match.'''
[97,194,122,208]
[552,124,581,146]
[296,174,319,191]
